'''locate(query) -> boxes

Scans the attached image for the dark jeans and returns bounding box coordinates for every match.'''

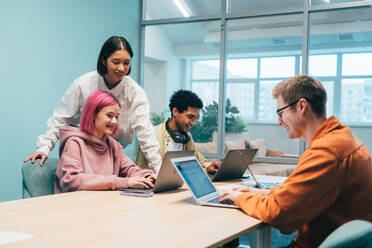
[222,238,239,248]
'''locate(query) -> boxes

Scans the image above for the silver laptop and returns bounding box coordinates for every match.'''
[209,149,258,182]
[170,156,239,209]
[246,164,281,189]
[121,150,194,193]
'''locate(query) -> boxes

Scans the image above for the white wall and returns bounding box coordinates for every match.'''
[0,0,141,202]
[165,58,182,106]
[144,61,167,114]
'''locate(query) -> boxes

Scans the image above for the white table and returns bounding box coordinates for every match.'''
[0,185,270,247]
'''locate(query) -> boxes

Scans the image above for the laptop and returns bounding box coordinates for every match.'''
[208,149,258,182]
[170,156,239,209]
[245,164,282,189]
[120,150,194,194]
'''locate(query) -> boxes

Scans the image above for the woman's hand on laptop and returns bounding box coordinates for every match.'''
[207,161,222,174]
[147,174,157,183]
[219,190,243,203]
[233,186,271,196]
[128,176,154,189]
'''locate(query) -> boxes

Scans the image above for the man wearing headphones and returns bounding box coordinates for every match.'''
[137,90,221,173]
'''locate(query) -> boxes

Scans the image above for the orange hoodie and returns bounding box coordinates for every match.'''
[235,116,372,247]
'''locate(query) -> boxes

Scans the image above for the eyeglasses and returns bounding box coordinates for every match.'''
[276,99,300,120]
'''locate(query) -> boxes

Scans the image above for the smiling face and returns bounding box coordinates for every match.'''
[276,95,305,140]
[92,104,120,139]
[172,106,200,133]
[103,49,131,89]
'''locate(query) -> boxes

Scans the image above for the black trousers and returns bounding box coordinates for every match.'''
[222,238,239,248]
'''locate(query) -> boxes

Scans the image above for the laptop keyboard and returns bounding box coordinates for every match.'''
[207,197,234,205]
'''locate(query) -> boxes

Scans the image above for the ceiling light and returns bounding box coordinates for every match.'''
[174,0,191,18]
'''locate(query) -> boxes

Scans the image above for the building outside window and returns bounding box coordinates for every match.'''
[141,0,372,161]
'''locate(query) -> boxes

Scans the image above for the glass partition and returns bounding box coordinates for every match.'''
[310,0,366,6]
[143,21,220,155]
[141,0,372,163]
[227,0,303,14]
[224,14,303,158]
[309,7,372,124]
[144,0,221,20]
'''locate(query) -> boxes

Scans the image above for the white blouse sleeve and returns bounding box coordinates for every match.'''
[129,86,162,172]
[36,82,81,156]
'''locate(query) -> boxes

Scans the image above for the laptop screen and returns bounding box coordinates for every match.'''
[174,159,216,198]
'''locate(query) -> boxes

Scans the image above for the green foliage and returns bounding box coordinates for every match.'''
[150,112,166,126]
[190,99,246,142]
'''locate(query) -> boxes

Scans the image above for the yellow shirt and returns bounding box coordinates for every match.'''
[235,116,372,248]
[136,121,210,170]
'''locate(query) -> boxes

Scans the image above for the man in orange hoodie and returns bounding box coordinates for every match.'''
[220,75,372,248]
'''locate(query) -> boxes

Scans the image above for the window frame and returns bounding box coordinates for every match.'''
[140,0,372,163]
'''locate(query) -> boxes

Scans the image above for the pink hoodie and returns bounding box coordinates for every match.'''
[55,126,153,193]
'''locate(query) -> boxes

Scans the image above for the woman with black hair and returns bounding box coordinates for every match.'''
[25,36,161,172]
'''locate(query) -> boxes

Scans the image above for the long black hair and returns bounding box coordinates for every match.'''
[97,36,133,76]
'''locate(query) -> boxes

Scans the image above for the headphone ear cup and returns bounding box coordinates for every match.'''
[166,119,190,144]
[172,131,190,144]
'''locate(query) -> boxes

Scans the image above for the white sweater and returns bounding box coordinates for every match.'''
[36,71,161,171]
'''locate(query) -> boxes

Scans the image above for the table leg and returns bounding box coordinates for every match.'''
[249,225,271,248]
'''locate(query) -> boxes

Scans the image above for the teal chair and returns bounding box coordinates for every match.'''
[22,158,59,198]
[319,220,372,248]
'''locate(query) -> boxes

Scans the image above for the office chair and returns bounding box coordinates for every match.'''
[319,220,372,248]
[22,157,59,198]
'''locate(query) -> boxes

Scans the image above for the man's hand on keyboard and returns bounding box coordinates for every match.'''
[220,199,234,205]
[233,186,272,196]
[219,185,272,203]
[219,190,243,203]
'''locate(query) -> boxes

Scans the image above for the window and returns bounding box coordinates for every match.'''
[342,53,372,76]
[260,57,296,78]
[309,7,372,124]
[192,60,220,80]
[191,51,303,156]
[191,60,219,106]
[342,78,372,122]
[227,83,255,120]
[192,56,299,123]
[322,81,334,117]
[227,59,257,78]
[309,55,337,77]
[142,0,372,162]
[259,81,278,122]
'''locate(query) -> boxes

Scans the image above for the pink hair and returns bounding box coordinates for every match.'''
[80,90,121,137]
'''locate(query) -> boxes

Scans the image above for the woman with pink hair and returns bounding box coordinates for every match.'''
[25,36,161,172]
[55,90,155,193]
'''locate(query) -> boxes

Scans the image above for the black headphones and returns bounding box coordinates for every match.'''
[165,118,190,144]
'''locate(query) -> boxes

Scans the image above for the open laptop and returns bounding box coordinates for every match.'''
[170,156,239,209]
[208,148,258,182]
[245,164,282,189]
[120,150,194,193]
